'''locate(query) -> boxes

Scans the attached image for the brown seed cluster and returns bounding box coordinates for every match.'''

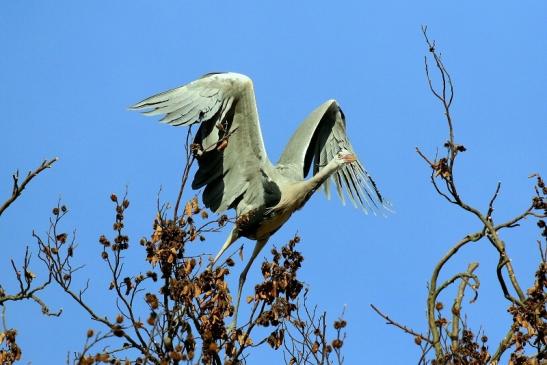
[503,176,547,362]
[186,266,233,362]
[100,196,131,251]
[145,220,186,267]
[432,158,450,179]
[432,328,491,365]
[0,329,21,364]
[136,197,239,363]
[533,175,547,239]
[253,236,304,327]
[508,261,547,363]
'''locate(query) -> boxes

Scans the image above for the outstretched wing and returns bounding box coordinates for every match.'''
[277,100,385,212]
[131,72,271,212]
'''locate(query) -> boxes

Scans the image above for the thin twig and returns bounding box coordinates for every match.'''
[370,304,432,344]
[0,157,58,216]
[173,128,195,221]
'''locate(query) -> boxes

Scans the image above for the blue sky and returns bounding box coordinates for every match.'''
[1,1,545,363]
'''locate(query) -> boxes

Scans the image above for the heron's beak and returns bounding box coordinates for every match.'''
[342,154,357,163]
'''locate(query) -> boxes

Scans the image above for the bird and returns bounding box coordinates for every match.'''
[131,72,386,326]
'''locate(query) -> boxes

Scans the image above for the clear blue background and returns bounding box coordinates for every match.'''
[1,1,545,363]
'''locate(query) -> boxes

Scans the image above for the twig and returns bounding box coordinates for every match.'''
[0,246,60,316]
[173,128,195,221]
[486,183,502,220]
[0,157,58,216]
[370,304,432,344]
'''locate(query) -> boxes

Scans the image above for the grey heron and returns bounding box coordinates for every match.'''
[131,72,385,325]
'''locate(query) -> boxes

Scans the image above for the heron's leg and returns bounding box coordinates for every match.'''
[232,238,269,328]
[210,227,239,267]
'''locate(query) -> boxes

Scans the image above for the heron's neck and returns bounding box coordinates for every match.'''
[305,158,341,192]
[276,159,341,212]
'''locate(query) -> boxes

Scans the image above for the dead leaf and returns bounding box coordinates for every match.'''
[151,225,162,243]
[191,196,199,214]
[185,201,192,217]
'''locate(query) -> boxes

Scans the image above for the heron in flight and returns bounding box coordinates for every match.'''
[131,72,385,325]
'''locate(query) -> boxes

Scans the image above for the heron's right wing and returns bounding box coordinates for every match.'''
[277,100,385,213]
[131,72,270,212]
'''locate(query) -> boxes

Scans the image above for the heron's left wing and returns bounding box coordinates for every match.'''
[131,72,271,213]
[277,100,384,213]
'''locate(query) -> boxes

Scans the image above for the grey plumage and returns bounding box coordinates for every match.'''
[131,72,386,326]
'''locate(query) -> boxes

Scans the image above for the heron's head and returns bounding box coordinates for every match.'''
[336,149,356,165]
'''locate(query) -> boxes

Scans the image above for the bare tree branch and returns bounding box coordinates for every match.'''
[450,262,479,352]
[0,157,58,217]
[370,304,432,345]
[374,27,546,365]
